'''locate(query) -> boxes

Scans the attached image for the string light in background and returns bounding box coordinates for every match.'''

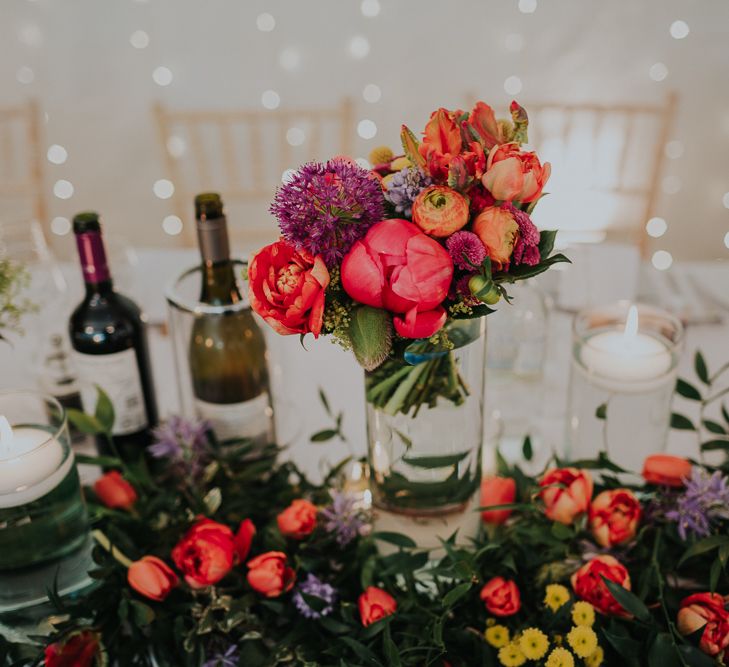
[256,13,275,32]
[152,66,173,86]
[162,215,183,236]
[281,169,296,183]
[651,250,673,270]
[722,192,729,209]
[261,89,281,109]
[130,30,150,49]
[50,216,71,236]
[662,175,681,194]
[46,144,68,165]
[279,48,301,71]
[349,36,370,59]
[646,217,667,238]
[724,231,729,250]
[518,0,537,14]
[504,33,524,52]
[669,20,689,39]
[17,23,43,48]
[664,140,684,159]
[286,127,306,146]
[362,83,381,104]
[16,66,34,84]
[355,158,371,169]
[166,135,186,158]
[649,62,668,82]
[53,179,74,200]
[153,179,174,199]
[361,0,380,18]
[504,76,522,95]
[357,119,377,140]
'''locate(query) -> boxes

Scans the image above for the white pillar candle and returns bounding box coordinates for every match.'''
[0,415,72,508]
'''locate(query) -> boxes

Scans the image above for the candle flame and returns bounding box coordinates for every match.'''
[623,305,639,341]
[0,416,12,459]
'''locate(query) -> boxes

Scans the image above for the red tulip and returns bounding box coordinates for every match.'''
[233,519,256,562]
[480,476,517,525]
[358,586,397,626]
[482,142,551,203]
[127,556,178,601]
[93,471,137,510]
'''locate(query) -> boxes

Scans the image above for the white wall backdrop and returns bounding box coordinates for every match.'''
[1,0,728,261]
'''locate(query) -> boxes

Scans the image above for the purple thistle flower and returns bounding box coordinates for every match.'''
[149,416,209,460]
[270,159,385,267]
[320,491,365,546]
[506,204,541,266]
[666,469,729,540]
[446,231,487,271]
[203,645,238,667]
[292,573,337,619]
[384,167,432,217]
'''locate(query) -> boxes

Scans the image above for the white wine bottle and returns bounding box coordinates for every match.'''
[189,193,274,444]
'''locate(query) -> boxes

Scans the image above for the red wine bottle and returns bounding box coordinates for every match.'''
[69,212,158,459]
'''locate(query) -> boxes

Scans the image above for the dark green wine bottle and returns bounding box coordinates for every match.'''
[188,193,274,444]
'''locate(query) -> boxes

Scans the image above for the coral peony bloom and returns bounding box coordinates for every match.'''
[642,454,692,487]
[341,219,453,339]
[44,630,101,667]
[358,586,397,626]
[127,556,178,602]
[277,499,317,539]
[677,593,729,658]
[93,471,137,510]
[481,142,551,203]
[480,577,521,617]
[412,185,469,237]
[539,468,593,525]
[233,519,256,562]
[246,551,296,598]
[589,489,642,547]
[571,555,631,617]
[248,240,330,337]
[480,476,517,525]
[171,518,236,588]
[472,206,519,270]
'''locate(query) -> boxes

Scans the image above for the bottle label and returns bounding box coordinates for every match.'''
[195,392,272,442]
[72,348,148,436]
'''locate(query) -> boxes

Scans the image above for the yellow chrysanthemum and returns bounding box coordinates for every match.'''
[571,601,596,627]
[518,627,549,660]
[486,618,496,627]
[544,584,571,612]
[368,146,394,166]
[498,643,527,667]
[567,625,598,658]
[585,646,604,667]
[545,647,575,667]
[485,624,510,648]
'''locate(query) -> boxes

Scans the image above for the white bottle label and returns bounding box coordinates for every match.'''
[73,348,148,436]
[195,392,272,442]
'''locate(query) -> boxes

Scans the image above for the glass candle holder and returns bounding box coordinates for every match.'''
[566,302,684,474]
[0,391,92,614]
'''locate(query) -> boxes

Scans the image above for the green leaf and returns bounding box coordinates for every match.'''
[677,645,717,667]
[671,413,696,431]
[601,576,651,622]
[349,306,393,371]
[130,600,155,626]
[551,522,573,540]
[710,558,722,593]
[703,419,727,434]
[74,454,122,467]
[678,535,729,567]
[648,633,682,667]
[537,229,557,258]
[372,531,417,549]
[203,487,222,514]
[402,452,469,468]
[601,628,642,666]
[676,379,702,401]
[94,386,115,433]
[400,125,426,170]
[522,435,533,461]
[382,625,401,667]
[442,582,472,607]
[318,388,332,416]
[722,403,729,424]
[595,403,607,420]
[67,409,104,435]
[701,439,729,452]
[310,429,339,443]
[695,351,709,385]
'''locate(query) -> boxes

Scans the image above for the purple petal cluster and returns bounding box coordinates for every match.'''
[384,167,432,217]
[320,491,365,546]
[666,469,729,540]
[270,159,385,267]
[446,231,486,271]
[203,645,238,667]
[292,573,337,619]
[507,204,541,266]
[149,416,209,460]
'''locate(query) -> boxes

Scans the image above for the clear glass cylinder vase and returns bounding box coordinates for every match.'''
[366,317,486,524]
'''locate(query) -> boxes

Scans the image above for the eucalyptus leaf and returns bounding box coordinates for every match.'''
[676,378,702,401]
[695,351,709,385]
[670,413,696,431]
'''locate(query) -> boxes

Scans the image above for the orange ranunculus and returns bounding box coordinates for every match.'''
[539,468,593,525]
[358,586,397,626]
[341,219,453,339]
[93,471,137,510]
[471,205,519,270]
[127,556,178,602]
[412,186,470,237]
[482,142,551,203]
[246,551,296,598]
[248,240,330,337]
[44,630,101,667]
[479,577,521,617]
[677,593,729,658]
[171,518,236,588]
[480,476,517,525]
[234,519,256,562]
[588,489,642,548]
[571,555,631,617]
[642,454,692,487]
[277,499,317,539]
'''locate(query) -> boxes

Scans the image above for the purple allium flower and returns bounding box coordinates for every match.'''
[384,167,432,217]
[507,204,541,266]
[149,416,209,460]
[292,573,337,619]
[446,231,487,271]
[320,491,365,546]
[270,159,385,267]
[203,645,238,667]
[666,469,729,540]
